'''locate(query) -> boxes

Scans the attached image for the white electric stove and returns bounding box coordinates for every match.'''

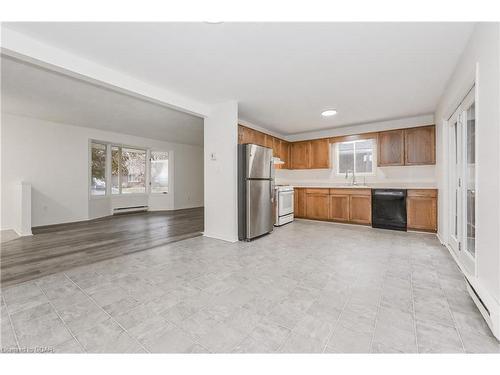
[274,185,294,226]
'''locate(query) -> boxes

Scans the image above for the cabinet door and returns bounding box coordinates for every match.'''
[264,134,274,149]
[405,125,436,165]
[294,188,306,218]
[290,141,311,169]
[407,196,437,232]
[329,194,349,222]
[378,129,404,166]
[253,131,266,146]
[238,125,245,144]
[309,139,331,169]
[280,141,290,169]
[349,195,372,224]
[239,125,254,144]
[305,192,330,220]
[272,137,281,157]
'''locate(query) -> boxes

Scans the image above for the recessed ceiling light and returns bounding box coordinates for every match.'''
[204,21,224,24]
[321,109,337,117]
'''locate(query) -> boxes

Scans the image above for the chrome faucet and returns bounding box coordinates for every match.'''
[345,169,357,186]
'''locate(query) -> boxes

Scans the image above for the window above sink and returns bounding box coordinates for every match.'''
[334,138,376,176]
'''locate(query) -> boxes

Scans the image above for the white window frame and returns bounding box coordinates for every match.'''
[335,138,376,176]
[89,141,109,199]
[150,151,170,195]
[90,140,159,199]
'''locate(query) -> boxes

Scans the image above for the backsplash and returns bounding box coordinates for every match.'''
[275,165,437,187]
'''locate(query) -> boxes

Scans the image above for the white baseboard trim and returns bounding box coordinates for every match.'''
[439,234,500,340]
[202,231,238,243]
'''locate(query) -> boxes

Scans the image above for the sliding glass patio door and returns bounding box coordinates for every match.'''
[448,87,476,274]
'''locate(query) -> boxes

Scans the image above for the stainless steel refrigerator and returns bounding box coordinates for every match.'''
[238,144,275,241]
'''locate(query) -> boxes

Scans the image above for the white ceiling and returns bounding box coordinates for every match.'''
[3,22,474,135]
[1,56,204,145]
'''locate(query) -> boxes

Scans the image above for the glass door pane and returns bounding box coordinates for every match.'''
[465,102,476,258]
[449,119,461,255]
[121,148,146,194]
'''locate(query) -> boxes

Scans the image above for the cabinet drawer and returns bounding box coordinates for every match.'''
[330,188,371,196]
[305,188,330,194]
[407,189,437,198]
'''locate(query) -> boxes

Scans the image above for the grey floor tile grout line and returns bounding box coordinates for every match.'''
[368,270,388,353]
[321,278,357,353]
[162,312,213,353]
[63,272,151,354]
[409,262,420,353]
[1,294,21,350]
[36,282,87,353]
[439,273,467,353]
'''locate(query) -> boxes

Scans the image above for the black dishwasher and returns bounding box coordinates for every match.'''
[372,189,407,231]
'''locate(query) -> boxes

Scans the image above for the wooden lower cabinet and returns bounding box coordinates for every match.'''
[295,188,436,231]
[305,189,330,220]
[294,188,306,218]
[407,189,437,232]
[295,188,371,226]
[329,194,349,222]
[349,195,372,224]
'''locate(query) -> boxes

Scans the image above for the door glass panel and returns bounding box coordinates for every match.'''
[151,151,169,193]
[111,146,120,194]
[465,103,476,257]
[90,143,107,196]
[453,122,459,239]
[121,148,146,194]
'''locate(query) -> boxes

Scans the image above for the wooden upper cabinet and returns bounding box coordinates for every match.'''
[253,131,266,147]
[407,189,437,232]
[238,125,253,144]
[378,129,405,166]
[329,194,349,222]
[280,141,290,169]
[349,193,372,224]
[264,134,274,149]
[290,141,311,169]
[238,125,245,144]
[309,139,331,169]
[404,125,436,165]
[305,189,330,220]
[272,137,281,157]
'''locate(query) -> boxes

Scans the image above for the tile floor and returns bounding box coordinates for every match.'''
[1,220,499,353]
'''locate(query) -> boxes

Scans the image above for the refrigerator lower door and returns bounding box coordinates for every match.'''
[246,179,274,239]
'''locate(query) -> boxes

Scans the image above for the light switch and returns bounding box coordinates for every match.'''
[210,152,217,161]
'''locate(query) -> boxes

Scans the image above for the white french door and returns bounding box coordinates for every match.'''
[448,87,476,274]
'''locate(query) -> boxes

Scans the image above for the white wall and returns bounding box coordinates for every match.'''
[1,113,204,230]
[276,115,436,187]
[203,101,238,242]
[434,23,500,337]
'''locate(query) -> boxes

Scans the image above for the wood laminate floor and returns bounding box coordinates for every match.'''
[0,208,204,287]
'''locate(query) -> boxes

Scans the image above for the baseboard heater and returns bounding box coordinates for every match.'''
[466,277,490,316]
[113,205,149,215]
